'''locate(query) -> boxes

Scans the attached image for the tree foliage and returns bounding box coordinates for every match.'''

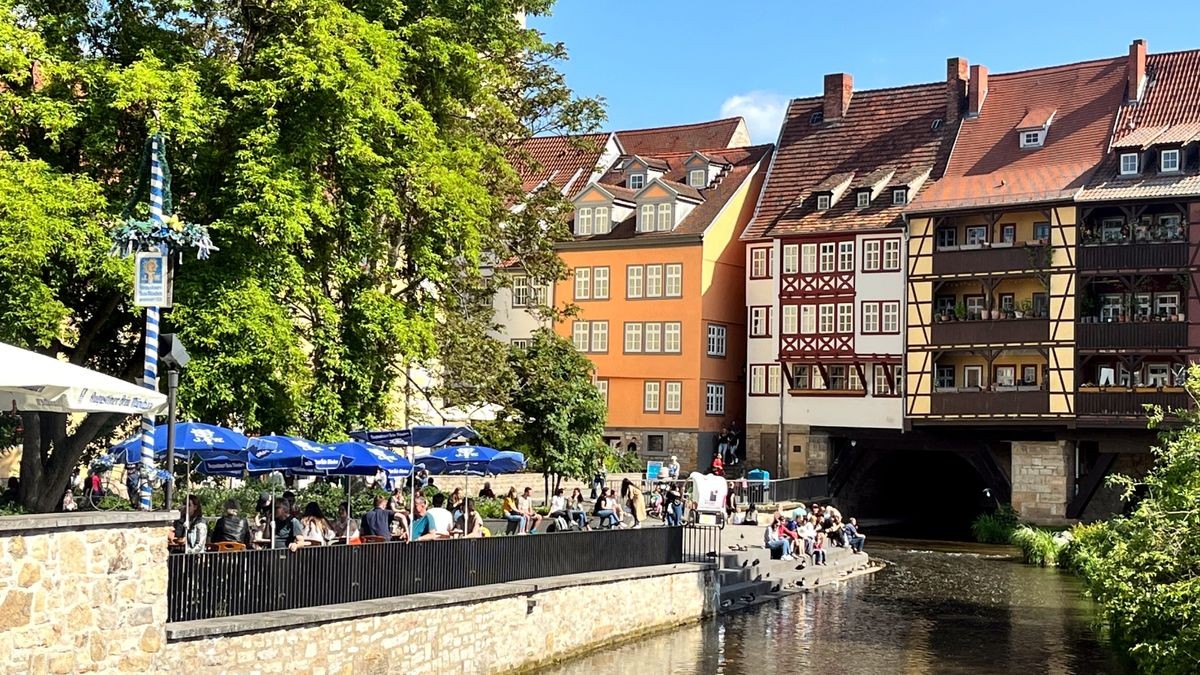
[0,0,600,511]
[498,329,607,482]
[1071,365,1200,674]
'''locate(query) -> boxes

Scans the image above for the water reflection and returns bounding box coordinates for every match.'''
[541,540,1128,674]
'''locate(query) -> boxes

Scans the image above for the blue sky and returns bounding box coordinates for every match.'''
[530,1,1200,143]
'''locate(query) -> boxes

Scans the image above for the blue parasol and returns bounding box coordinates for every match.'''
[349,425,478,449]
[413,445,501,476]
[487,451,527,474]
[111,422,249,464]
[325,440,414,478]
[247,435,351,474]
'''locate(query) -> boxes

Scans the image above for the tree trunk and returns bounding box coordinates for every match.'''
[18,410,117,513]
[542,470,549,507]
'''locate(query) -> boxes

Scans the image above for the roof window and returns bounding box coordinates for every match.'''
[1161,149,1181,173]
[1119,153,1139,176]
[1020,130,1046,149]
[810,111,824,125]
[930,118,943,131]
[856,191,870,209]
[892,188,907,205]
[816,194,831,211]
[628,173,645,189]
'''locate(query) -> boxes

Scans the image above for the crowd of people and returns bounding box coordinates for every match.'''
[759,503,866,564]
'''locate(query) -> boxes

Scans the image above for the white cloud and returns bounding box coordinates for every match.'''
[719,90,788,144]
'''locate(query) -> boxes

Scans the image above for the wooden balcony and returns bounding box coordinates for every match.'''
[1077,242,1188,271]
[929,389,1049,416]
[1076,388,1190,416]
[930,318,1049,346]
[1076,321,1187,350]
[932,244,1043,276]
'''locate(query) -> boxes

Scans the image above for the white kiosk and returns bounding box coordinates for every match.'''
[688,471,728,527]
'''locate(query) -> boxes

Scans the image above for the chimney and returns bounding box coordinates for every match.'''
[945,57,969,126]
[1128,39,1147,102]
[823,73,853,121]
[968,64,988,116]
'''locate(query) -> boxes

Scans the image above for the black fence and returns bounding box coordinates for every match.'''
[737,474,830,505]
[168,525,717,623]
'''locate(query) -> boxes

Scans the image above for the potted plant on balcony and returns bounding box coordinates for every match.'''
[1017,298,1032,319]
[955,301,967,322]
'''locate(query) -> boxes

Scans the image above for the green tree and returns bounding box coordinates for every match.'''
[1071,365,1200,674]
[0,0,600,511]
[500,328,607,492]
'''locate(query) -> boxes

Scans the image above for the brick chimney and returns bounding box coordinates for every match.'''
[968,64,988,117]
[1128,39,1147,103]
[945,57,969,126]
[823,73,853,121]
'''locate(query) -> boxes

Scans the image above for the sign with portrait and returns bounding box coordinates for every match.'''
[133,251,171,308]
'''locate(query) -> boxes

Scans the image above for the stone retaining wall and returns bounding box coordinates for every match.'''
[0,511,176,673]
[160,564,716,673]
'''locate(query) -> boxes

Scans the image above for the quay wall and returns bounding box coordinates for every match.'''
[0,511,715,674]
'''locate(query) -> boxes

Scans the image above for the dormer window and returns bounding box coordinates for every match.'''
[856,191,870,209]
[816,194,831,211]
[656,203,672,231]
[892,188,907,205]
[628,173,645,190]
[688,169,706,189]
[1161,149,1181,173]
[593,206,609,233]
[638,204,654,232]
[1120,153,1140,176]
[576,207,593,236]
[1020,130,1046,148]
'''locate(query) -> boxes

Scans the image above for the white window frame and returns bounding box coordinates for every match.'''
[965,225,987,245]
[874,365,891,395]
[750,307,770,337]
[1020,130,1045,148]
[645,264,663,298]
[819,243,836,272]
[816,194,831,210]
[705,383,726,415]
[656,202,672,231]
[1101,217,1125,243]
[837,303,853,333]
[749,365,766,395]
[1161,149,1181,173]
[574,267,591,300]
[800,305,817,334]
[848,366,863,391]
[595,379,609,407]
[838,241,854,271]
[1100,294,1123,322]
[863,240,881,271]
[1120,152,1139,176]
[892,188,907,205]
[818,304,835,334]
[688,169,706,188]
[643,381,661,412]
[665,264,683,297]
[624,323,643,353]
[801,243,818,274]
[590,321,608,352]
[882,302,900,333]
[1155,293,1180,317]
[767,364,781,395]
[628,173,645,190]
[593,206,609,234]
[626,265,644,299]
[572,321,590,351]
[782,304,798,334]
[883,239,901,270]
[511,338,530,350]
[707,324,727,356]
[1147,363,1171,387]
[856,191,870,209]
[750,248,770,278]
[511,274,530,307]
[664,322,682,353]
[861,302,880,333]
[576,207,593,236]
[665,381,682,412]
[782,244,799,274]
[638,204,655,232]
[963,365,983,388]
[793,365,811,390]
[936,227,957,249]
[644,322,662,353]
[935,365,955,389]
[995,365,1016,387]
[592,267,609,299]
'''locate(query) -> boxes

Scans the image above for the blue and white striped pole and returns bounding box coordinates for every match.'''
[137,136,168,510]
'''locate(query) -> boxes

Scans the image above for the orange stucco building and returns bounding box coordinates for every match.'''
[555,137,773,471]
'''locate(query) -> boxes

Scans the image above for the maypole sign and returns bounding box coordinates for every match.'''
[133,251,171,307]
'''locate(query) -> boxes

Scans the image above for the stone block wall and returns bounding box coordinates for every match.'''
[1011,440,1073,523]
[0,511,175,673]
[160,565,715,673]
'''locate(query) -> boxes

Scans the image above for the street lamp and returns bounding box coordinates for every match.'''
[159,333,189,509]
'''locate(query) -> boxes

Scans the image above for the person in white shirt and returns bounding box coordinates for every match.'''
[666,455,680,479]
[548,488,572,530]
[764,514,795,561]
[517,487,544,533]
[419,493,453,540]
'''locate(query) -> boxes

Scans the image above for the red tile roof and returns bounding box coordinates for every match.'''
[913,58,1126,212]
[745,82,953,240]
[1016,107,1057,129]
[616,118,749,156]
[510,133,610,193]
[1083,48,1200,201]
[567,145,773,243]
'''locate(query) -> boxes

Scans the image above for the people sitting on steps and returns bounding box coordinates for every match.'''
[764,512,796,561]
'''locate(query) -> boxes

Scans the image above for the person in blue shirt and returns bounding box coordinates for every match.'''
[843,517,866,553]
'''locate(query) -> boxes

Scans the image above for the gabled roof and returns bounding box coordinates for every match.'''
[1082,48,1200,202]
[509,133,610,194]
[745,82,953,239]
[912,57,1126,212]
[626,155,670,171]
[571,182,637,205]
[1016,107,1057,130]
[636,177,705,203]
[566,144,773,244]
[616,118,749,156]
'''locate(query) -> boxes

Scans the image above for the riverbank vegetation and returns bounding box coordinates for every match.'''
[1065,367,1200,674]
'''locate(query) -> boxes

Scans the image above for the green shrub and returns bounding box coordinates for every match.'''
[473,497,504,519]
[1009,525,1068,567]
[971,504,1020,544]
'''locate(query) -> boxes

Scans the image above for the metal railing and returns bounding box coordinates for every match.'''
[168,525,715,622]
[734,474,829,505]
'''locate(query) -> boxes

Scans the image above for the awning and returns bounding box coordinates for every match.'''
[0,341,166,415]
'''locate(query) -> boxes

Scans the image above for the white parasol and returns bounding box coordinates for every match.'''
[0,341,167,415]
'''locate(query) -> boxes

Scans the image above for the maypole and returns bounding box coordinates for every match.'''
[111,132,215,510]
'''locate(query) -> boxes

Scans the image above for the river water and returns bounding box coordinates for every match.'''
[541,540,1129,674]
